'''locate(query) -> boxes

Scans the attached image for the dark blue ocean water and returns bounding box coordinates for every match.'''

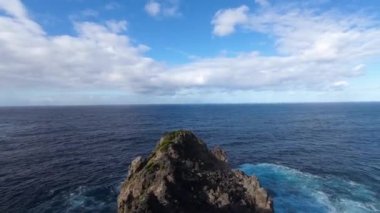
[0,103,379,213]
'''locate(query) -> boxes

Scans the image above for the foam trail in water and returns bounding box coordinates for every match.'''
[239,163,379,213]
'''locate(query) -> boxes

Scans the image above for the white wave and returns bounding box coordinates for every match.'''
[239,163,379,213]
[62,185,117,212]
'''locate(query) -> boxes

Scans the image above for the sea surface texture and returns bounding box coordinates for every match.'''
[0,103,379,213]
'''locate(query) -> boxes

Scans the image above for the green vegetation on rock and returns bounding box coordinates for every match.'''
[118,130,274,213]
[145,161,158,173]
[158,138,173,151]
[158,130,193,151]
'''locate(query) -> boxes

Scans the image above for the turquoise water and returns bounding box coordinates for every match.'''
[240,163,379,213]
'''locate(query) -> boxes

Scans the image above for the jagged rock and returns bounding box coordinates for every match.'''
[212,146,228,163]
[118,130,273,213]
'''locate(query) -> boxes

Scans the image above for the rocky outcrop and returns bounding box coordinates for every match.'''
[118,130,273,213]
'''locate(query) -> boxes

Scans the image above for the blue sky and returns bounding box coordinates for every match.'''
[0,0,380,105]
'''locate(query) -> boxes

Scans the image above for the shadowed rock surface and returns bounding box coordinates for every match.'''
[118,130,273,213]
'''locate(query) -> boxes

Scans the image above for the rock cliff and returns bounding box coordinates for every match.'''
[118,130,273,213]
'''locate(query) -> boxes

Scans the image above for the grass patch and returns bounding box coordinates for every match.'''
[158,138,173,152]
[158,130,196,151]
[145,161,158,173]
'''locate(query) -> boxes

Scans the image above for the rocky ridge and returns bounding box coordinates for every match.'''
[118,130,273,213]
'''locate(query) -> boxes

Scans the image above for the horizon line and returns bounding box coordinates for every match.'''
[1,101,380,108]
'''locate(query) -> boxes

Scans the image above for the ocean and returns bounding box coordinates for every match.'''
[0,103,379,213]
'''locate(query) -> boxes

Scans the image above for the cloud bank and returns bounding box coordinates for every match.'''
[1,0,380,98]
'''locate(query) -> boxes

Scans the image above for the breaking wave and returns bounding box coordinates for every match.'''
[239,163,379,213]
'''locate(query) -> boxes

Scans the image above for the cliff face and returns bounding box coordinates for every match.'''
[118,130,273,213]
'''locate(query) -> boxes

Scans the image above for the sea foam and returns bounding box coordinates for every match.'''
[239,163,379,213]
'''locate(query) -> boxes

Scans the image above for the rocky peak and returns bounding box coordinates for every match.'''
[118,130,273,213]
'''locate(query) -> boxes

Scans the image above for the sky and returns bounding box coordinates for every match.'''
[0,0,380,106]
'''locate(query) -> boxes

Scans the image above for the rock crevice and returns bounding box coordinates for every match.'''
[118,130,273,213]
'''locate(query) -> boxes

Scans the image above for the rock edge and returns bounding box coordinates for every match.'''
[118,130,273,213]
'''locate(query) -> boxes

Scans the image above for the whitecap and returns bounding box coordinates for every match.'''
[57,185,119,213]
[239,163,379,213]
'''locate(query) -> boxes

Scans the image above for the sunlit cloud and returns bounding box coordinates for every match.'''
[1,0,380,100]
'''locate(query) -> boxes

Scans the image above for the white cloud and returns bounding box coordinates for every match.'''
[332,81,349,89]
[144,0,180,18]
[145,1,161,17]
[80,9,98,18]
[0,0,28,19]
[105,20,127,33]
[255,0,270,7]
[69,9,99,22]
[205,5,380,91]
[1,0,380,101]
[105,2,120,10]
[212,5,249,36]
[0,1,162,93]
